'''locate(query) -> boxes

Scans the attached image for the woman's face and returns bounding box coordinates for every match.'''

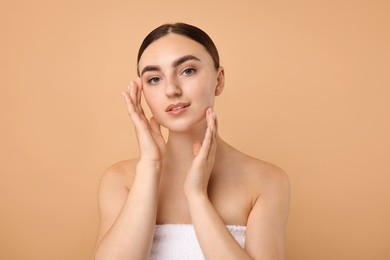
[138,33,224,132]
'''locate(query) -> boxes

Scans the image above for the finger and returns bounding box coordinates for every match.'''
[213,111,218,133]
[209,108,217,134]
[123,90,136,116]
[128,81,139,114]
[136,77,143,92]
[134,79,147,121]
[130,80,151,128]
[138,93,146,119]
[205,107,212,126]
[200,108,216,162]
[122,89,130,104]
[208,134,217,164]
[123,90,143,129]
[134,79,142,110]
[201,126,213,159]
[208,110,218,160]
[195,112,213,160]
[150,117,162,136]
[207,108,215,135]
[124,83,150,131]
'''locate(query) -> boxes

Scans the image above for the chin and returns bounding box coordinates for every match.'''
[162,122,197,133]
[160,116,206,133]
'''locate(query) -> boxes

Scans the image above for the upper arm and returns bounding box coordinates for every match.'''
[245,167,290,260]
[95,162,135,244]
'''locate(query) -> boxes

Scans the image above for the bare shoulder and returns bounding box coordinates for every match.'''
[222,146,290,198]
[244,155,289,189]
[229,153,290,258]
[100,158,139,190]
[95,158,139,243]
[97,158,140,220]
[247,155,289,195]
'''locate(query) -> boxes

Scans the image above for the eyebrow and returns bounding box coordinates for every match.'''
[140,55,201,76]
[172,55,201,67]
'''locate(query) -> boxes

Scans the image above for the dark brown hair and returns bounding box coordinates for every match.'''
[137,22,220,75]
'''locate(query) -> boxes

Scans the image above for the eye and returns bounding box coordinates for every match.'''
[147,76,161,85]
[182,68,196,76]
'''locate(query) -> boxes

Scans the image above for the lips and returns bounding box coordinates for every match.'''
[165,102,191,112]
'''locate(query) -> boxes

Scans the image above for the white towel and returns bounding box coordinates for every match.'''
[149,224,246,260]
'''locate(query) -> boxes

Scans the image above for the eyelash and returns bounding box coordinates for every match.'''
[182,68,196,76]
[147,77,161,85]
[146,68,196,85]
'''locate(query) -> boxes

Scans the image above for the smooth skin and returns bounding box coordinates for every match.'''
[92,34,290,260]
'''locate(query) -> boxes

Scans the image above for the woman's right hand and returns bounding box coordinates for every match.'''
[122,78,166,164]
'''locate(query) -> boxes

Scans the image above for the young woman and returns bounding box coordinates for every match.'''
[92,23,290,260]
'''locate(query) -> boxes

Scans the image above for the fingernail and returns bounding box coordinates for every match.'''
[212,112,216,120]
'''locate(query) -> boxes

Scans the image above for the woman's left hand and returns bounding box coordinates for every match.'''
[184,108,218,198]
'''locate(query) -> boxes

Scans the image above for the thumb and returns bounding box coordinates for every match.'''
[193,141,202,157]
[150,117,162,136]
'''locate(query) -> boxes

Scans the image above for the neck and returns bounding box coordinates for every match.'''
[162,119,229,175]
[165,120,208,163]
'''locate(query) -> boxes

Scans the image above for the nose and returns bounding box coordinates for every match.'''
[164,78,182,97]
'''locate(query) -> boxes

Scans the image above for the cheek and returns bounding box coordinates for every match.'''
[143,91,160,113]
[193,82,216,105]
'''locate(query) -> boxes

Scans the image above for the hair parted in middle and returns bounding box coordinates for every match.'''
[137,22,220,76]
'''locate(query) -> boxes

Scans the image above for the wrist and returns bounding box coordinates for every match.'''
[137,159,162,172]
[185,190,209,203]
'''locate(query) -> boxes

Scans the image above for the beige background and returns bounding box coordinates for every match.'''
[1,0,389,259]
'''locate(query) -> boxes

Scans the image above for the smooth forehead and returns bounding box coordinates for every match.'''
[138,33,213,69]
